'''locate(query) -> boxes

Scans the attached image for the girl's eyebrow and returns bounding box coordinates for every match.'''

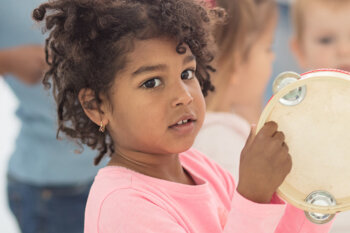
[183,55,196,65]
[132,55,196,77]
[132,64,167,76]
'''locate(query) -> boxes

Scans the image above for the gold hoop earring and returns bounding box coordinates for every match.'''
[99,121,105,133]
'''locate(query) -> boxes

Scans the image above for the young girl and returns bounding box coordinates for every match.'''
[33,0,333,232]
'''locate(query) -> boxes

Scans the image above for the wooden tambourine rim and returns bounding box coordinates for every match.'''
[257,70,350,214]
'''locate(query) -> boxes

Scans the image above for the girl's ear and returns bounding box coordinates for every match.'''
[290,37,307,70]
[78,88,109,127]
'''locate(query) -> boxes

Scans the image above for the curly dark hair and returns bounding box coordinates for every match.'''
[32,0,225,165]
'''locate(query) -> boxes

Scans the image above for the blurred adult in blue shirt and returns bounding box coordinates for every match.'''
[0,1,103,232]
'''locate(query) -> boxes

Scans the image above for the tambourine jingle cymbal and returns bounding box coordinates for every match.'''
[257,69,350,223]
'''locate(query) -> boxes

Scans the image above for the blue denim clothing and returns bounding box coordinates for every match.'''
[7,175,91,233]
[0,0,103,186]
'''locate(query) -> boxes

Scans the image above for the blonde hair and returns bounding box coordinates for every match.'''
[206,0,277,111]
[292,0,350,42]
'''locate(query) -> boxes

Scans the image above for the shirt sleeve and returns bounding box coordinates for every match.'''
[98,189,187,233]
[223,190,286,232]
[224,190,334,233]
[274,203,334,233]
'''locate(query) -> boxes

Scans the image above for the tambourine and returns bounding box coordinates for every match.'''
[257,69,350,224]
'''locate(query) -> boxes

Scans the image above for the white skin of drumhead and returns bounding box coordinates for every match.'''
[260,75,350,212]
[291,1,350,72]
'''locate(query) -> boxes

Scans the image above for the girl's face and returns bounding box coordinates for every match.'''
[103,37,206,156]
[293,2,350,71]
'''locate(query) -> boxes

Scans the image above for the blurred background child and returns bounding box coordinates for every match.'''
[194,0,278,180]
[291,0,350,72]
[290,0,350,232]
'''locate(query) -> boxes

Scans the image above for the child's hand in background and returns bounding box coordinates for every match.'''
[237,121,292,204]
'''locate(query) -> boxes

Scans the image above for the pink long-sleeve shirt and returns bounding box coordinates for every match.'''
[84,149,333,233]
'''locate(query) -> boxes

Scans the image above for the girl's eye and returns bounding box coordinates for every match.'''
[318,36,334,45]
[141,78,162,89]
[181,69,195,80]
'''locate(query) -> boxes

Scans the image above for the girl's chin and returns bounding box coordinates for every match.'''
[162,141,196,155]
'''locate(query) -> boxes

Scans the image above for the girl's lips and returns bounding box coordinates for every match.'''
[169,114,196,128]
[168,113,197,135]
[169,119,196,135]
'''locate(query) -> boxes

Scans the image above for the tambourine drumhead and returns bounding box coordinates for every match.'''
[257,70,350,214]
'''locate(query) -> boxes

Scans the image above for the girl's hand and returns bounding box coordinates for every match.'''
[1,45,47,84]
[237,121,292,203]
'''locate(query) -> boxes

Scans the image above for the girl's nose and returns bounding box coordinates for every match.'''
[171,82,194,107]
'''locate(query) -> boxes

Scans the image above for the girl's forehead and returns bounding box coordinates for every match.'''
[128,38,192,60]
[121,38,194,72]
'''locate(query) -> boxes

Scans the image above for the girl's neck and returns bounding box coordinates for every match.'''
[107,149,196,185]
